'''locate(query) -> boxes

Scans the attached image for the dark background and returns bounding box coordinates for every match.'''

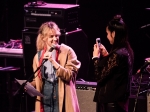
[0,0,150,112]
[0,0,150,81]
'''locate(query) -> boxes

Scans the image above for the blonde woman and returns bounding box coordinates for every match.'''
[31,21,81,112]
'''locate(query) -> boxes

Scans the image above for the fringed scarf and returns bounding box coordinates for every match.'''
[37,45,59,112]
[38,46,47,80]
[37,46,47,112]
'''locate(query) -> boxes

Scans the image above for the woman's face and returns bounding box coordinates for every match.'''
[106,27,115,44]
[45,29,60,48]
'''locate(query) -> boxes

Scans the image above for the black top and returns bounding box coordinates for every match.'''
[93,48,133,103]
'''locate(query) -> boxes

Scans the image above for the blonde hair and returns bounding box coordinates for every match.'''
[36,21,61,51]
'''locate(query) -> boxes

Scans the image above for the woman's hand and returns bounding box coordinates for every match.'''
[100,44,109,57]
[43,51,60,70]
[93,43,109,58]
[93,42,100,58]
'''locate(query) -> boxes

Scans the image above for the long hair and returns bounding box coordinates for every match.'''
[36,21,61,51]
[107,15,134,64]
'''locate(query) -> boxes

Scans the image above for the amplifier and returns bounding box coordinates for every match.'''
[76,80,97,89]
[24,3,80,32]
[76,80,97,112]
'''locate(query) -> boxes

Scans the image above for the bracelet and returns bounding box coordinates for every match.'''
[56,66,60,70]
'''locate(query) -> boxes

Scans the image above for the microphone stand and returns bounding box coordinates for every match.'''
[14,59,47,112]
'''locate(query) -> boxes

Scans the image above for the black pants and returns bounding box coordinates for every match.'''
[96,102,126,112]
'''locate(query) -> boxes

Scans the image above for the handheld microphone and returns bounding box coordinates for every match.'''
[43,45,56,62]
[96,38,101,47]
[49,47,54,52]
[49,44,58,52]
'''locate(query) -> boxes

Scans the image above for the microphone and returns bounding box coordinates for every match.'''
[43,45,57,62]
[49,44,60,52]
[49,45,56,52]
[136,62,150,74]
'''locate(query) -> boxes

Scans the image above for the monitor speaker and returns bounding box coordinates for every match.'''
[76,81,97,112]
[76,89,96,112]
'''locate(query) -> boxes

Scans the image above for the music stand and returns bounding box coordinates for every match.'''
[15,79,43,97]
[14,59,47,112]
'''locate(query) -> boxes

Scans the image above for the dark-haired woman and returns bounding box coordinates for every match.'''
[92,15,134,112]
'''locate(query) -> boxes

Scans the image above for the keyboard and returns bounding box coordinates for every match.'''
[0,47,23,58]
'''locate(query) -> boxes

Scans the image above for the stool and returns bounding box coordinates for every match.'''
[0,66,20,112]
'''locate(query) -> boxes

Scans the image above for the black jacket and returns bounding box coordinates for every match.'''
[93,48,133,103]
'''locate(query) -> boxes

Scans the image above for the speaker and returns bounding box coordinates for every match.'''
[76,81,97,112]
[22,29,37,112]
[24,3,79,32]
[60,29,90,80]
[22,29,38,79]
[76,89,96,112]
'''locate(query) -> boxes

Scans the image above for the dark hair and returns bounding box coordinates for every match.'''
[107,15,134,63]
[107,15,128,50]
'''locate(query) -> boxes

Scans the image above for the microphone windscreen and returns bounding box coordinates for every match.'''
[49,44,58,52]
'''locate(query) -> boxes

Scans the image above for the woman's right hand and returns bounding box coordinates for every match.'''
[93,42,100,58]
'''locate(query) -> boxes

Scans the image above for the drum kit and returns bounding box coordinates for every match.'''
[131,16,150,97]
[143,8,150,73]
[145,57,150,74]
[131,57,150,112]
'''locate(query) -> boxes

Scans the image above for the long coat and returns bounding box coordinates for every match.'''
[32,44,81,112]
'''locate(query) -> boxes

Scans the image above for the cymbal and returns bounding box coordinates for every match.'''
[145,8,150,10]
